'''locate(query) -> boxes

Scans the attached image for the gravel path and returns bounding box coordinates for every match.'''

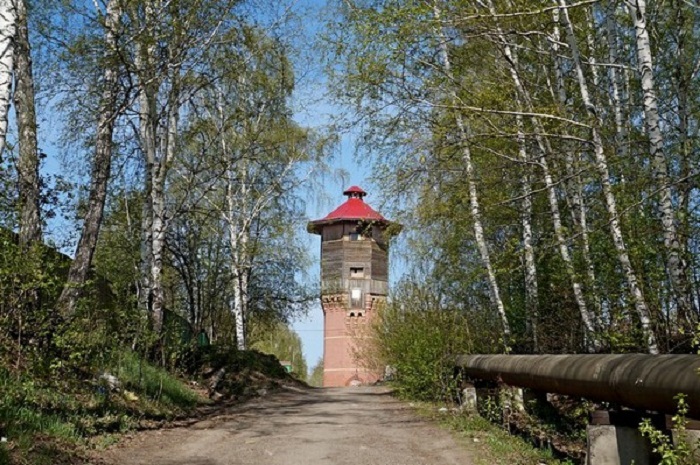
[97,386,475,465]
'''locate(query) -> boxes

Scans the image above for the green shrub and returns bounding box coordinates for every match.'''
[640,394,698,465]
[365,299,473,402]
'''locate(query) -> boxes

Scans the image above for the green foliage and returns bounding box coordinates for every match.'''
[327,0,700,354]
[478,394,502,425]
[366,280,474,402]
[249,321,308,380]
[640,394,698,465]
[0,236,202,461]
[308,358,324,387]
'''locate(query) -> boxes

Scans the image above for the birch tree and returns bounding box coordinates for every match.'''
[627,0,695,327]
[162,19,324,349]
[558,0,658,354]
[15,0,41,247]
[432,2,511,349]
[127,0,233,333]
[328,0,700,352]
[214,32,316,349]
[0,0,15,159]
[665,0,700,315]
[329,0,514,348]
[57,0,123,316]
[484,0,600,351]
[546,6,603,328]
[516,111,539,351]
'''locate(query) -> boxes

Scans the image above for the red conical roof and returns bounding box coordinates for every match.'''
[307,186,393,234]
[322,197,385,222]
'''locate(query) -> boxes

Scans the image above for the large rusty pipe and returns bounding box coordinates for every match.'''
[456,354,700,418]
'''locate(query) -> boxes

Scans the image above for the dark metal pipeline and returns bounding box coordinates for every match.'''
[456,354,700,418]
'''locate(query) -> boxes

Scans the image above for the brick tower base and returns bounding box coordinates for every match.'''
[322,294,383,387]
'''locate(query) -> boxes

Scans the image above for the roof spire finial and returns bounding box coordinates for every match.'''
[343,185,367,200]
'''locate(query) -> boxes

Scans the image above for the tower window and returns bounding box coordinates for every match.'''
[349,233,359,241]
[350,288,362,308]
[350,267,364,278]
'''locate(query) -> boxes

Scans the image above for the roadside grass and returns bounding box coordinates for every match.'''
[0,349,207,465]
[415,403,576,465]
[0,347,295,464]
[110,350,203,409]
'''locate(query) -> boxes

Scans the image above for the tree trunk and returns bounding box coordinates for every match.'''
[433,2,511,350]
[150,164,167,333]
[137,19,151,317]
[559,0,658,354]
[232,266,247,351]
[218,84,250,351]
[227,179,250,351]
[139,164,153,315]
[672,0,697,324]
[517,112,539,353]
[15,0,41,247]
[551,6,604,340]
[57,0,122,316]
[628,0,694,328]
[135,0,159,330]
[605,4,629,161]
[0,0,15,159]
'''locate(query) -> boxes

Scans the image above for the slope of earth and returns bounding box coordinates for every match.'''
[95,386,474,465]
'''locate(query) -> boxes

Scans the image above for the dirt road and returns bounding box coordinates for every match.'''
[98,386,474,465]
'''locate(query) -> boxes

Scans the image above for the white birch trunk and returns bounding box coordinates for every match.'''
[229,218,247,350]
[219,86,250,351]
[150,165,167,333]
[236,243,249,351]
[433,2,511,349]
[517,112,539,352]
[150,57,181,334]
[232,283,246,351]
[228,186,250,352]
[139,167,153,314]
[605,6,628,161]
[585,7,600,96]
[551,6,604,334]
[227,177,250,351]
[136,3,156,319]
[559,0,658,354]
[135,1,183,335]
[628,0,694,326]
[0,0,15,158]
[578,7,605,327]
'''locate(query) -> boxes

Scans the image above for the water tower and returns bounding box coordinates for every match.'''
[307,186,401,387]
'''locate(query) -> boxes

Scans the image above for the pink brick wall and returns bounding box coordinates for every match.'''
[322,294,383,387]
